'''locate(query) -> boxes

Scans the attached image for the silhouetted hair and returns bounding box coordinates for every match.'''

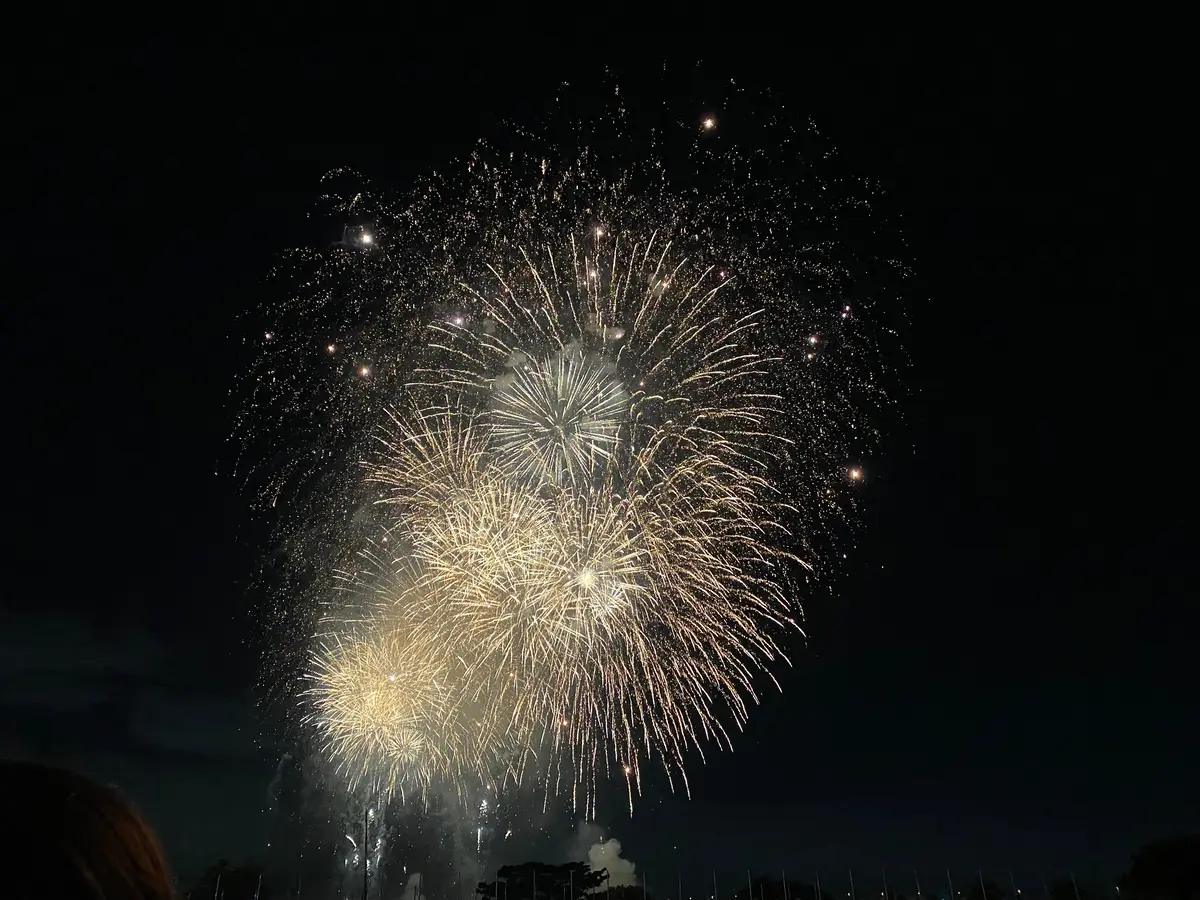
[0,760,175,899]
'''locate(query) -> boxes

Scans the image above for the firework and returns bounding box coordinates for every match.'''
[306,619,455,797]
[487,347,628,490]
[370,238,803,810]
[305,556,516,799]
[237,81,904,812]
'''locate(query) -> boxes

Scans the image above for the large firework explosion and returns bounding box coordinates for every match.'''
[234,81,905,823]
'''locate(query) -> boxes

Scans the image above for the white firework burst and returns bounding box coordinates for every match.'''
[489,346,629,489]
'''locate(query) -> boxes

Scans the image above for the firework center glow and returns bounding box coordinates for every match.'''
[489,349,629,487]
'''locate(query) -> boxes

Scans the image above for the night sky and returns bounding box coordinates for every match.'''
[9,36,1181,892]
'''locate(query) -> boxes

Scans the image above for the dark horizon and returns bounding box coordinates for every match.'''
[8,35,1180,890]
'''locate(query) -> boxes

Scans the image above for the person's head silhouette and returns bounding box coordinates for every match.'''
[1,760,175,899]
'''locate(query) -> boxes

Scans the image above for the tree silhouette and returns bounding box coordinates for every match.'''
[478,861,608,900]
[1120,836,1200,900]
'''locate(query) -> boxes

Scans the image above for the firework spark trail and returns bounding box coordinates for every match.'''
[236,88,904,814]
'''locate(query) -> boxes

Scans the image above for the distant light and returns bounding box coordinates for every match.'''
[264,331,274,341]
[453,316,464,326]
[388,674,396,681]
[360,233,373,245]
[561,718,569,727]
[849,467,863,481]
[809,335,819,345]
[360,366,371,377]
[327,343,336,353]
[623,765,632,774]
[595,226,605,237]
[719,269,728,279]
[702,116,716,130]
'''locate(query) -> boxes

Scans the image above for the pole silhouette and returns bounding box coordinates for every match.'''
[361,807,369,900]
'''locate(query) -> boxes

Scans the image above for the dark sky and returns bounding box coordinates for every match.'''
[9,35,1179,891]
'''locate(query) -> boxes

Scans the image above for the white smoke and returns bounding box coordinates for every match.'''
[504,349,530,370]
[569,822,638,889]
[264,751,292,811]
[590,839,637,887]
[401,872,428,900]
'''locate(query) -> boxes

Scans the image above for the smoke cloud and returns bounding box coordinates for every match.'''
[568,822,638,889]
[401,872,428,900]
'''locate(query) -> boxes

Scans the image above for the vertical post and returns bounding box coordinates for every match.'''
[850,871,856,900]
[946,871,955,900]
[712,871,718,900]
[978,872,988,900]
[1009,872,1019,900]
[1070,875,1081,900]
[213,873,221,900]
[254,873,263,900]
[815,871,822,900]
[883,870,890,900]
[362,807,369,900]
[914,873,922,900]
[782,871,789,900]
[748,871,754,900]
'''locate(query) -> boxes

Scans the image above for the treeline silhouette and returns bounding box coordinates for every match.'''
[185,835,1198,900]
